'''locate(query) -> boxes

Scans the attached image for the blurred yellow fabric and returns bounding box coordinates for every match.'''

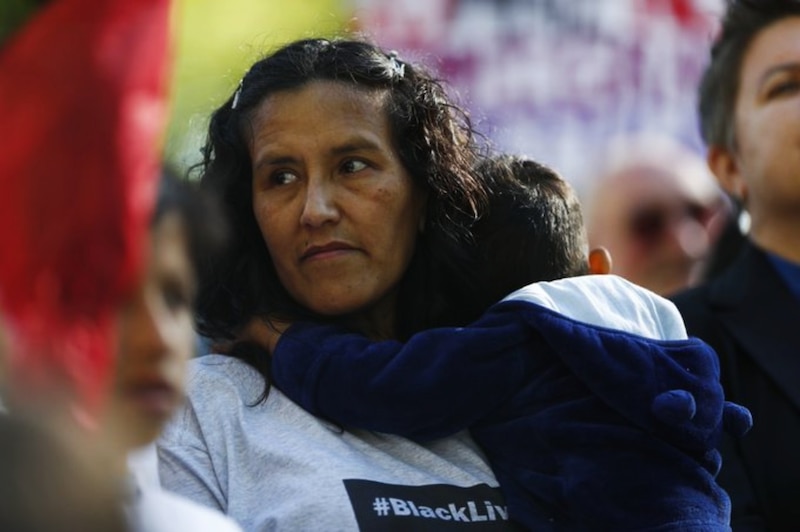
[166,0,346,170]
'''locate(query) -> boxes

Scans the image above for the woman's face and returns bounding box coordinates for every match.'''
[728,16,800,228]
[111,212,196,449]
[249,81,427,336]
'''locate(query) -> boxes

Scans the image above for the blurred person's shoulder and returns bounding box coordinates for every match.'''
[131,480,243,532]
[669,257,744,354]
[670,282,713,318]
[670,280,719,342]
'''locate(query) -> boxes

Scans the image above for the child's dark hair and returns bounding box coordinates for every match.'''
[453,154,589,322]
[155,167,229,284]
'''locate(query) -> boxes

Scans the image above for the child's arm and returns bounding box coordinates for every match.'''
[271,307,538,440]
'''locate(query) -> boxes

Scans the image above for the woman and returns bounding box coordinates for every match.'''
[157,38,518,530]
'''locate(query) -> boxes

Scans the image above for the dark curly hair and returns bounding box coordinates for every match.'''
[155,167,229,278]
[194,38,487,354]
[698,0,800,150]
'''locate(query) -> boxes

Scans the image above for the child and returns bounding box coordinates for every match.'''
[0,170,243,532]
[109,169,242,532]
[256,155,751,530]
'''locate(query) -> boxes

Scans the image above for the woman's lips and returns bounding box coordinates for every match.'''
[301,242,357,262]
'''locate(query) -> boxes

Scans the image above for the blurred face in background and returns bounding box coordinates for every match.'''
[108,212,196,450]
[588,146,729,296]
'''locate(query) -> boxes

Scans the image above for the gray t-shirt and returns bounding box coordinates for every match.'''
[158,355,516,531]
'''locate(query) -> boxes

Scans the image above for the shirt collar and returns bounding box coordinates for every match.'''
[766,251,800,302]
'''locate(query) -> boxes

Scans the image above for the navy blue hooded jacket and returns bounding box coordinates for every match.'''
[272,275,750,531]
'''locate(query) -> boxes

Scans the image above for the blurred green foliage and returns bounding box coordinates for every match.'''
[0,0,49,45]
[166,0,347,173]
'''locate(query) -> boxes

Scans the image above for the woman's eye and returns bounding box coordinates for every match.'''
[271,170,298,186]
[341,159,368,174]
[766,79,800,99]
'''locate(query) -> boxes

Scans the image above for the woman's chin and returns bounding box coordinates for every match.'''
[301,294,369,317]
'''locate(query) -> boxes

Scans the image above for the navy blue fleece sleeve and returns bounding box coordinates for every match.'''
[271,307,537,440]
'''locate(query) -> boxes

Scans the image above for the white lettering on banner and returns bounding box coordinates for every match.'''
[372,497,391,516]
[484,500,497,520]
[388,498,411,516]
[419,506,436,518]
[448,504,469,522]
[375,497,509,522]
[354,0,725,194]
[468,501,488,521]
[493,502,509,520]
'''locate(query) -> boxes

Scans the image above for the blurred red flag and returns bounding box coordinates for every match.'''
[0,0,172,417]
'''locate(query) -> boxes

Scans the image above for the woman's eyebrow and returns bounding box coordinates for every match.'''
[253,136,385,171]
[758,61,800,87]
[330,137,383,156]
[254,154,298,172]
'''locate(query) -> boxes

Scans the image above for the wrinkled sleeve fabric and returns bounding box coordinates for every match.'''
[157,368,234,513]
[271,309,539,440]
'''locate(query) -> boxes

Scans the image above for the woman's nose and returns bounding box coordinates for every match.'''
[299,179,340,227]
[131,291,170,359]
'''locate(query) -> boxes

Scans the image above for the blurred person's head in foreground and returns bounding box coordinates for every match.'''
[101,168,228,455]
[0,413,128,532]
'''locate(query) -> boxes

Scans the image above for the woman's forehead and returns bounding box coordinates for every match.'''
[254,80,388,119]
[739,17,800,95]
[247,81,395,157]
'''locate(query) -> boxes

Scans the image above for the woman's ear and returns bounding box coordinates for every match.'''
[707,145,748,204]
[588,247,612,275]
